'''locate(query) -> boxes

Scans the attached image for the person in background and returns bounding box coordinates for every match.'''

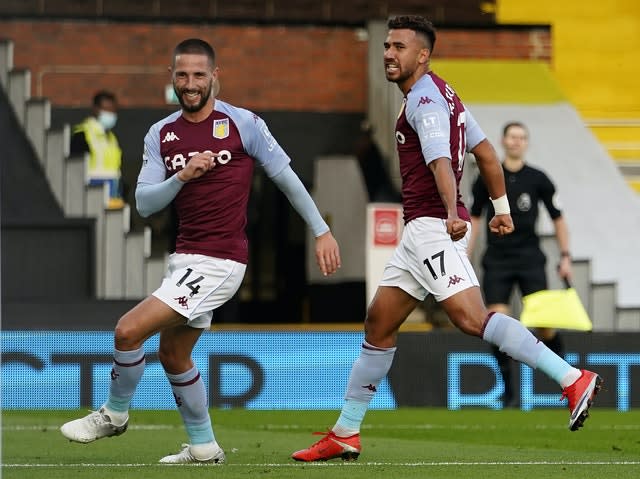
[291,15,601,463]
[60,38,341,464]
[469,121,572,408]
[70,90,124,209]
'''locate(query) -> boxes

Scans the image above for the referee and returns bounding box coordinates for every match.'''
[469,121,572,408]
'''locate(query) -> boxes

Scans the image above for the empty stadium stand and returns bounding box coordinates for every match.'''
[496,0,640,195]
[0,38,158,328]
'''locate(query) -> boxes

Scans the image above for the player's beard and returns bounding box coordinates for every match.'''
[174,80,213,113]
[385,65,412,84]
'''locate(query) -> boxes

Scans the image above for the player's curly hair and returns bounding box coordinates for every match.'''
[387,15,436,52]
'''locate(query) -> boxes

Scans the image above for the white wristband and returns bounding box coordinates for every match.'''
[490,195,510,215]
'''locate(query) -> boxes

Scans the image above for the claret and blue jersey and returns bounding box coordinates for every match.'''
[396,71,485,224]
[138,100,291,264]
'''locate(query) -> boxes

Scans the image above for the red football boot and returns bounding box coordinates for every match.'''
[291,431,361,462]
[562,369,603,431]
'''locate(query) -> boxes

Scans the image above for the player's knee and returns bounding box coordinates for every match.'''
[114,317,142,350]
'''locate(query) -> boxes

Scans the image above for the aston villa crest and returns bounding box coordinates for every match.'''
[213,118,229,139]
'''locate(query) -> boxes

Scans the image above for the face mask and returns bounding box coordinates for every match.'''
[97,110,117,131]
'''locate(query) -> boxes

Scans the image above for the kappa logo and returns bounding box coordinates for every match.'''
[362,383,377,392]
[162,131,180,143]
[174,296,189,309]
[418,96,435,106]
[110,367,119,381]
[447,275,464,287]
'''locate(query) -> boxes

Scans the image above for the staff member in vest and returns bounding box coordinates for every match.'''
[71,90,124,209]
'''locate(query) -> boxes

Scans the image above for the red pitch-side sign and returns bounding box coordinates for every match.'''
[373,208,400,246]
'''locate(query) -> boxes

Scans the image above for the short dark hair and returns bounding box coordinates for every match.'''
[92,90,116,108]
[173,38,216,67]
[502,121,529,138]
[387,15,436,52]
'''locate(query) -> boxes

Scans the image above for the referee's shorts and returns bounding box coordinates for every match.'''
[481,250,547,305]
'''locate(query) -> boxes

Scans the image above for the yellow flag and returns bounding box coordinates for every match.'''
[520,288,593,331]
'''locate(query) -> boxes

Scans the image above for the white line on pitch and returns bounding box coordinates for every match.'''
[2,424,176,431]
[263,423,640,431]
[4,423,640,431]
[3,462,640,467]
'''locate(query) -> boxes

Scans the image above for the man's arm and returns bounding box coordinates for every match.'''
[233,107,340,275]
[135,151,213,218]
[271,166,341,276]
[553,216,572,281]
[470,139,514,236]
[537,171,571,282]
[428,157,467,241]
[135,176,184,218]
[471,139,506,201]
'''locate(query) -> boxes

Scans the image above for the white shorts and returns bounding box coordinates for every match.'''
[380,217,479,302]
[152,253,246,328]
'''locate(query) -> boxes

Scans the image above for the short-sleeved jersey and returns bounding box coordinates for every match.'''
[395,71,486,224]
[137,100,291,264]
[470,163,562,254]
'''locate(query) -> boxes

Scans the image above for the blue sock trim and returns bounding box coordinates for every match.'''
[536,347,572,384]
[185,420,215,445]
[104,397,130,413]
[336,399,368,431]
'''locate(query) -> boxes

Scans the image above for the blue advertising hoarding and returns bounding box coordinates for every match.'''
[1,331,396,410]
[2,330,638,410]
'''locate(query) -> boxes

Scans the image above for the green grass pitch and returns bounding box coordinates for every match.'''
[2,408,639,478]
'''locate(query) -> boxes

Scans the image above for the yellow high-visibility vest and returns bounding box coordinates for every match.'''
[73,116,122,180]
